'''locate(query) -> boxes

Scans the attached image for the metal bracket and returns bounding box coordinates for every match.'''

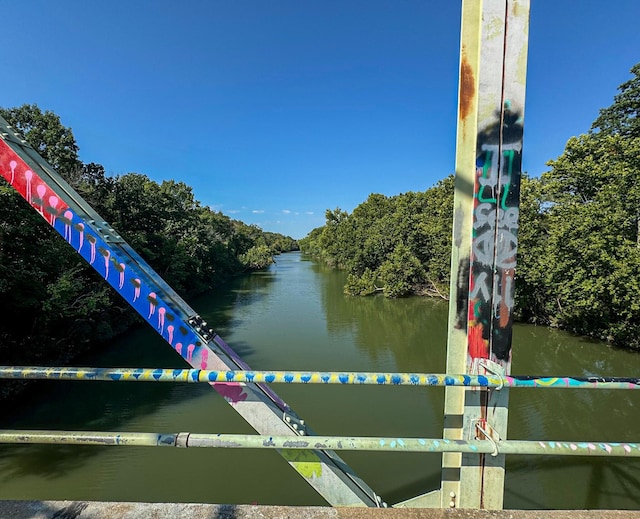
[475,358,506,390]
[474,420,500,456]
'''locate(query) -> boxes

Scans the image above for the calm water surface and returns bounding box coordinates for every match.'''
[2,252,640,508]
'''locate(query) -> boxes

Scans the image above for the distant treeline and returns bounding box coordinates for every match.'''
[0,104,298,382]
[301,63,640,350]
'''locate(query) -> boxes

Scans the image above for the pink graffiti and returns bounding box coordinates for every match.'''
[24,170,33,203]
[102,249,110,280]
[158,307,166,334]
[215,383,248,405]
[187,344,195,361]
[89,237,96,264]
[36,184,46,213]
[132,279,141,302]
[48,196,59,225]
[119,263,126,289]
[9,160,17,184]
[167,325,174,344]
[64,210,73,242]
[75,222,85,251]
[200,349,209,370]
[148,292,157,318]
[175,343,183,356]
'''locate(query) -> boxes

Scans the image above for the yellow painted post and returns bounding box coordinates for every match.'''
[442,0,530,509]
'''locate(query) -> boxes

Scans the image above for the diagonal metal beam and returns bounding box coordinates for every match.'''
[0,116,382,507]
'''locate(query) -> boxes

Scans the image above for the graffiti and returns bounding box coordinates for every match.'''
[2,122,389,504]
[461,103,524,363]
[0,137,237,405]
[455,257,470,330]
[282,449,323,479]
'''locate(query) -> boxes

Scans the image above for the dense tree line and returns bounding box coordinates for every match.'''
[301,63,640,349]
[300,179,454,299]
[0,104,297,384]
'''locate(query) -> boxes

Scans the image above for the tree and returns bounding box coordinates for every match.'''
[240,245,274,270]
[513,174,548,322]
[535,133,640,345]
[0,104,82,183]
[304,178,454,298]
[377,243,426,298]
[0,104,298,381]
[591,62,640,139]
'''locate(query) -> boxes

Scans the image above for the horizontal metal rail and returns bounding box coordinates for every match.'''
[2,366,640,390]
[2,430,639,457]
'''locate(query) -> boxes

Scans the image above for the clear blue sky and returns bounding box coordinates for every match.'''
[3,1,639,239]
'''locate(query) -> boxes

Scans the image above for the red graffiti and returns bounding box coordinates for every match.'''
[0,140,70,224]
[468,322,489,360]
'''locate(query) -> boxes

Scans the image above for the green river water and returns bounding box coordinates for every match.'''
[2,251,640,509]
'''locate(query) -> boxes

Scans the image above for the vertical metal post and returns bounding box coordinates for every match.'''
[443,0,529,509]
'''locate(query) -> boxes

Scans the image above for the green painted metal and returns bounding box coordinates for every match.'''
[2,366,640,390]
[2,430,638,458]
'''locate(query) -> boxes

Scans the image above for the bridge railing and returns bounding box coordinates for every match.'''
[2,366,639,461]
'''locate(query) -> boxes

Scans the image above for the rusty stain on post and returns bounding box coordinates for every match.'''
[459,47,476,121]
[440,0,530,510]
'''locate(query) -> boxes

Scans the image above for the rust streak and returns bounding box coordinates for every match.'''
[459,46,475,121]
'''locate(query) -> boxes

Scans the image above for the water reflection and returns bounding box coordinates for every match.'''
[0,275,265,486]
[320,279,449,371]
[3,252,640,509]
[507,324,640,509]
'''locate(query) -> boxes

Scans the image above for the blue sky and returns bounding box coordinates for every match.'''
[3,1,639,239]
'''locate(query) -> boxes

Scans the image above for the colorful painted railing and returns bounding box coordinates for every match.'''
[2,366,640,390]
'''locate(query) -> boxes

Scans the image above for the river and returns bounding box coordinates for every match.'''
[1,251,640,509]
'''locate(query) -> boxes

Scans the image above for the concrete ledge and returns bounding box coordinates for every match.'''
[0,501,638,519]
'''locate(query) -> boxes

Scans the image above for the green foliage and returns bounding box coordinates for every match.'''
[0,104,82,182]
[303,178,453,298]
[262,232,300,254]
[377,243,426,298]
[516,133,640,347]
[0,104,297,372]
[345,268,378,296]
[514,63,640,348]
[240,244,275,270]
[592,63,640,139]
[513,174,548,321]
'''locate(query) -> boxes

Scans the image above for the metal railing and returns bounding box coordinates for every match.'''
[2,365,639,461]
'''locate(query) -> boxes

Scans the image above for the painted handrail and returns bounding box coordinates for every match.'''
[2,366,639,390]
[1,429,637,457]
